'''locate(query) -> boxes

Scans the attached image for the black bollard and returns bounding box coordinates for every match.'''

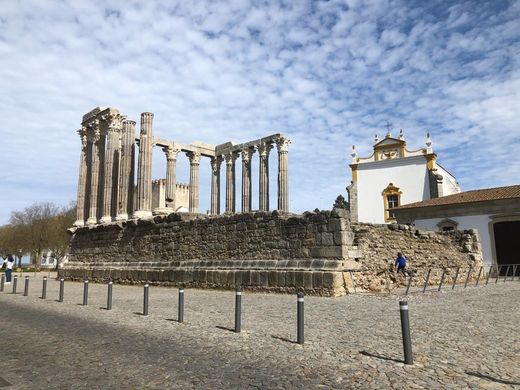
[41,277,47,299]
[464,266,472,288]
[235,287,242,333]
[83,279,89,306]
[0,275,4,292]
[23,276,29,296]
[438,268,446,292]
[405,275,413,296]
[143,283,149,316]
[485,265,493,286]
[58,278,64,302]
[297,292,304,344]
[12,276,18,294]
[422,269,431,293]
[399,301,413,364]
[107,281,113,310]
[451,267,460,290]
[178,288,184,323]
[475,266,483,286]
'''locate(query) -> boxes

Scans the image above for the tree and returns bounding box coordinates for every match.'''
[333,195,349,210]
[46,202,76,269]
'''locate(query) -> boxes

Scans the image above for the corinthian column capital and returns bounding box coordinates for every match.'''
[225,151,238,166]
[163,146,180,161]
[187,151,201,165]
[211,156,223,173]
[241,147,255,162]
[77,127,87,150]
[276,137,291,153]
[258,142,273,158]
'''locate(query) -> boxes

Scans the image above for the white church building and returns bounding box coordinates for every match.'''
[347,130,460,224]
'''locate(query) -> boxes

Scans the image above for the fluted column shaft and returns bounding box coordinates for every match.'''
[188,152,201,213]
[210,156,222,215]
[258,143,272,211]
[86,120,101,225]
[225,152,238,213]
[164,146,179,209]
[134,113,154,219]
[241,148,254,212]
[74,128,88,226]
[276,138,290,212]
[117,120,136,220]
[101,113,122,223]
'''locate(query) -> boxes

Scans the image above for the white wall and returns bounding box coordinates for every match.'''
[437,164,460,195]
[357,156,430,224]
[413,215,493,267]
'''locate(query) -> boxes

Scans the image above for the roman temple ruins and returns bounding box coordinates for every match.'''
[62,107,484,296]
[73,106,291,227]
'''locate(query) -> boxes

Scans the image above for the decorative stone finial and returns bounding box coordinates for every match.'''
[351,145,358,163]
[399,129,404,140]
[426,132,433,152]
[374,134,379,143]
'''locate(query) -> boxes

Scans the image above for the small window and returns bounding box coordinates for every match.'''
[382,183,402,222]
[437,219,458,232]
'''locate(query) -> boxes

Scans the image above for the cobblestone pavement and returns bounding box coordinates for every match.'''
[0,276,518,389]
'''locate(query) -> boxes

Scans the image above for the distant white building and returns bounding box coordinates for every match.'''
[347,130,460,224]
[395,185,520,269]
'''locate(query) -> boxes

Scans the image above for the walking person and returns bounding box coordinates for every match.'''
[395,252,408,276]
[4,254,15,284]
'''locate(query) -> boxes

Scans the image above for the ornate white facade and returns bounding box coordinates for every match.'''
[347,130,460,224]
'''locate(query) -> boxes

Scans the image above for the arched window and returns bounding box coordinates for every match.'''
[437,218,458,232]
[382,183,402,222]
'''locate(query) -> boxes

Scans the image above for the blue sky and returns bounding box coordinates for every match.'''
[0,0,519,224]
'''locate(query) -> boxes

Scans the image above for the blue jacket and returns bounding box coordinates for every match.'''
[395,255,406,267]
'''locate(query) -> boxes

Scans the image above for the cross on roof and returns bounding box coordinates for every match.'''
[385,121,393,133]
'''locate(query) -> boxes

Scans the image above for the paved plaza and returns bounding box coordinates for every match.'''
[0,275,518,389]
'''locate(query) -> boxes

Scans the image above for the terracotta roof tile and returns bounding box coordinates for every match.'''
[398,184,520,209]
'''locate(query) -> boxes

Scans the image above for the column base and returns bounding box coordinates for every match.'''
[153,207,173,216]
[115,213,129,221]
[73,219,85,227]
[86,217,97,226]
[133,210,153,219]
[99,215,113,224]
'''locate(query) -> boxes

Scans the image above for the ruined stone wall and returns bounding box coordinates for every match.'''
[60,210,483,296]
[348,223,483,292]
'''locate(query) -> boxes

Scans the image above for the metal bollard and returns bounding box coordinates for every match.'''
[451,267,460,289]
[464,266,472,288]
[83,280,89,306]
[495,266,501,283]
[41,277,47,299]
[178,288,184,323]
[1,275,4,292]
[297,292,304,344]
[12,276,18,294]
[475,266,483,286]
[422,269,431,293]
[58,278,64,302]
[485,265,493,286]
[143,283,149,316]
[107,281,113,310]
[235,287,242,333]
[405,275,413,296]
[23,276,29,296]
[438,268,446,291]
[503,265,510,282]
[399,301,413,365]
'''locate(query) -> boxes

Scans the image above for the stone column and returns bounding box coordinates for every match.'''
[164,146,179,209]
[187,151,201,213]
[101,112,122,223]
[86,120,101,225]
[116,120,136,220]
[276,137,291,212]
[210,156,222,215]
[258,142,272,211]
[241,148,254,213]
[225,152,238,213]
[73,128,88,227]
[134,112,154,219]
